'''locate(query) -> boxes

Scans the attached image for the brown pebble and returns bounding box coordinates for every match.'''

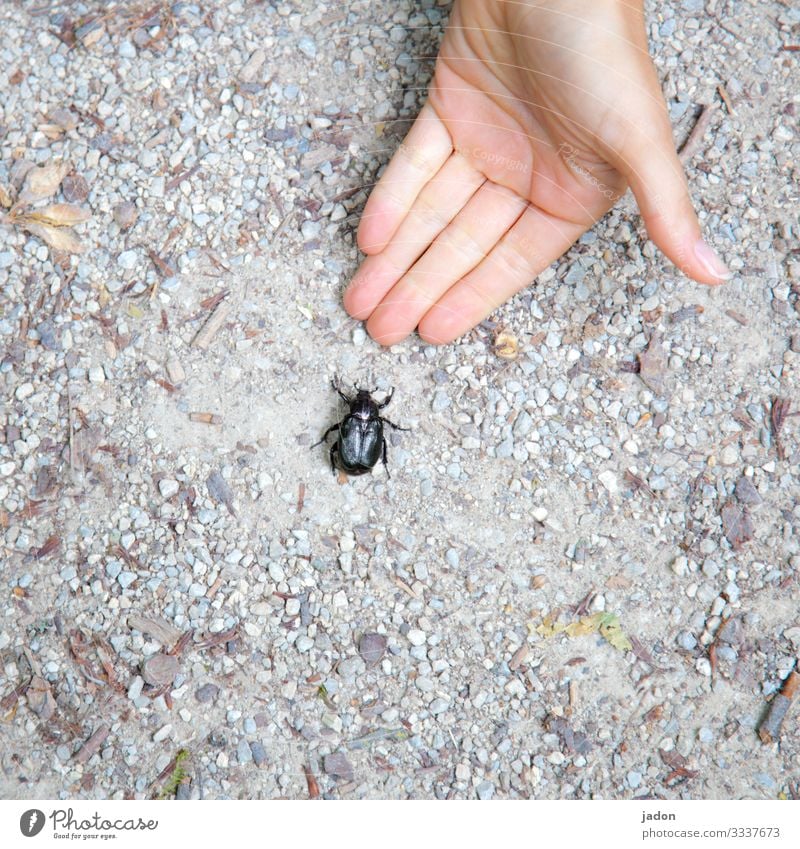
[358,632,387,667]
[194,683,220,704]
[141,653,179,687]
[323,751,354,782]
[62,173,89,203]
[113,201,138,230]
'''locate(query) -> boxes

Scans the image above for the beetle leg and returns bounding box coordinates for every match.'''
[377,386,395,409]
[381,437,391,479]
[381,418,410,432]
[329,443,339,475]
[331,375,351,405]
[311,423,339,449]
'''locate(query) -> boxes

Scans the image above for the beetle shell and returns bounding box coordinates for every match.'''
[314,379,407,477]
[339,409,383,473]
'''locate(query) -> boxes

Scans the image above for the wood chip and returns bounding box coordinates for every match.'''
[191,301,230,350]
[725,308,749,326]
[74,725,110,764]
[758,671,799,744]
[127,614,182,648]
[165,355,185,384]
[679,104,715,163]
[189,412,222,425]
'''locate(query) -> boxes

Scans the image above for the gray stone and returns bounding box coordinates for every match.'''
[250,741,267,767]
[117,250,138,269]
[476,781,495,800]
[195,683,220,704]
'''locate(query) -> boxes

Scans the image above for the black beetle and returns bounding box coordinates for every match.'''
[313,377,409,476]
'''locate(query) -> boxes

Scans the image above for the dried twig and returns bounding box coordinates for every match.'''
[716,83,736,116]
[770,396,792,461]
[725,309,749,326]
[758,670,799,744]
[624,470,655,498]
[679,104,715,163]
[303,765,320,799]
[74,724,110,764]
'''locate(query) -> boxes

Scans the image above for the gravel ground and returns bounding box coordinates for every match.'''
[1,0,799,801]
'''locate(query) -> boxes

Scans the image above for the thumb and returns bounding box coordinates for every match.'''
[615,107,732,286]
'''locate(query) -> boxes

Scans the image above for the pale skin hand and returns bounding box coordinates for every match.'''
[344,0,732,346]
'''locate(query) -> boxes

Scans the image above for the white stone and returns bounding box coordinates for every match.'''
[159,479,179,498]
[15,383,34,400]
[598,470,618,494]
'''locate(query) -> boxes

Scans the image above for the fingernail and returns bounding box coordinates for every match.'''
[693,239,733,281]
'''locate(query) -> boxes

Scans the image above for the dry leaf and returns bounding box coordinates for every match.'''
[19,161,70,203]
[494,329,519,360]
[565,617,599,638]
[25,203,91,227]
[597,612,633,652]
[38,123,65,140]
[18,219,84,254]
[535,611,632,652]
[721,501,754,549]
[638,332,668,395]
[0,184,13,208]
[534,612,567,638]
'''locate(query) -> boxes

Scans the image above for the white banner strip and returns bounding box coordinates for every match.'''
[1,799,797,849]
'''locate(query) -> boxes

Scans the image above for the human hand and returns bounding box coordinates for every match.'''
[344,0,732,346]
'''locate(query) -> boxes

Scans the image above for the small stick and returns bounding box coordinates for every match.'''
[206,575,225,600]
[191,301,230,350]
[303,766,320,799]
[166,163,200,191]
[297,482,306,514]
[679,104,715,163]
[758,670,799,744]
[716,83,736,116]
[67,381,76,476]
[725,309,749,326]
[74,724,110,764]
